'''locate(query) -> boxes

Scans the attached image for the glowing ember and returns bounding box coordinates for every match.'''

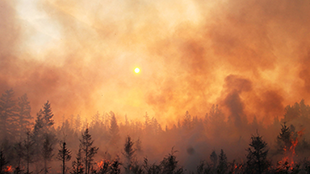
[4,166,12,173]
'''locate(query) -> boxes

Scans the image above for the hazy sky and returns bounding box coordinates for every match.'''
[1,0,310,126]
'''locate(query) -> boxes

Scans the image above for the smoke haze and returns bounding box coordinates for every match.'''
[1,0,310,126]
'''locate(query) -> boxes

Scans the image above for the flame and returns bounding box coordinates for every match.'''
[278,129,304,171]
[97,160,104,169]
[4,166,12,173]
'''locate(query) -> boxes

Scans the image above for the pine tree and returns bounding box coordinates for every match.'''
[109,112,120,145]
[13,141,24,172]
[71,148,84,174]
[42,134,55,174]
[42,101,54,128]
[0,89,17,140]
[80,127,98,174]
[245,134,270,174]
[57,142,71,174]
[16,94,32,139]
[210,150,218,169]
[24,131,35,174]
[122,136,136,173]
[277,122,292,153]
[217,149,228,174]
[161,148,183,174]
[32,101,56,163]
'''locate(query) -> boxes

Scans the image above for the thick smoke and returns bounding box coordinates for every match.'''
[1,0,310,127]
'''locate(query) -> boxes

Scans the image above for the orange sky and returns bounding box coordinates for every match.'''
[1,0,310,126]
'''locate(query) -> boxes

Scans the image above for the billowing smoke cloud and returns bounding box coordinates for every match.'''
[1,0,310,126]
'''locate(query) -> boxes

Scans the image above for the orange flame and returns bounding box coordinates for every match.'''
[97,160,104,169]
[278,129,304,171]
[4,166,12,173]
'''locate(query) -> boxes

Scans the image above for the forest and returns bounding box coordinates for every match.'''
[0,89,310,174]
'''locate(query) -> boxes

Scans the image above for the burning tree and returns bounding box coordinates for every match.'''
[245,133,270,174]
[276,122,292,154]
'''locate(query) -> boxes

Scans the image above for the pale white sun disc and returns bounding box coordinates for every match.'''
[134,67,140,73]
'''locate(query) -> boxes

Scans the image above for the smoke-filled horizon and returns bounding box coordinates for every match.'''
[1,0,310,126]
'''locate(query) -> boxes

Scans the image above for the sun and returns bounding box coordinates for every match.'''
[134,67,140,74]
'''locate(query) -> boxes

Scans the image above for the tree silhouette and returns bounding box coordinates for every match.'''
[122,136,136,173]
[210,150,218,172]
[109,112,120,145]
[245,133,270,174]
[217,149,228,174]
[71,148,84,174]
[13,141,24,172]
[57,142,71,174]
[0,89,17,141]
[16,94,32,139]
[24,131,35,174]
[80,127,98,174]
[160,148,183,174]
[277,122,292,154]
[42,101,54,128]
[42,134,55,174]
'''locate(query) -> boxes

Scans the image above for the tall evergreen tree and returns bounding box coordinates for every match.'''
[217,149,228,174]
[16,94,32,139]
[122,136,136,173]
[0,89,17,140]
[71,148,84,174]
[277,122,292,153]
[245,134,270,174]
[160,148,183,174]
[24,131,35,174]
[109,112,120,145]
[80,127,98,174]
[42,134,55,174]
[210,150,218,169]
[57,142,71,174]
[42,101,54,128]
[13,141,24,172]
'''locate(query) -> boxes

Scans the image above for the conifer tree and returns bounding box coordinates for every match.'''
[80,127,98,174]
[42,101,54,128]
[0,89,17,140]
[109,112,120,145]
[24,131,35,174]
[13,141,24,172]
[160,148,183,174]
[210,150,218,169]
[245,134,270,174]
[71,148,84,174]
[217,149,228,174]
[57,142,71,174]
[42,134,55,174]
[122,136,136,173]
[277,122,292,153]
[16,94,32,139]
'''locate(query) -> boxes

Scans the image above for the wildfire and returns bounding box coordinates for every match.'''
[4,166,12,173]
[278,129,304,171]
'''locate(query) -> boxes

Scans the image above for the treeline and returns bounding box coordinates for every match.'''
[1,89,310,174]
